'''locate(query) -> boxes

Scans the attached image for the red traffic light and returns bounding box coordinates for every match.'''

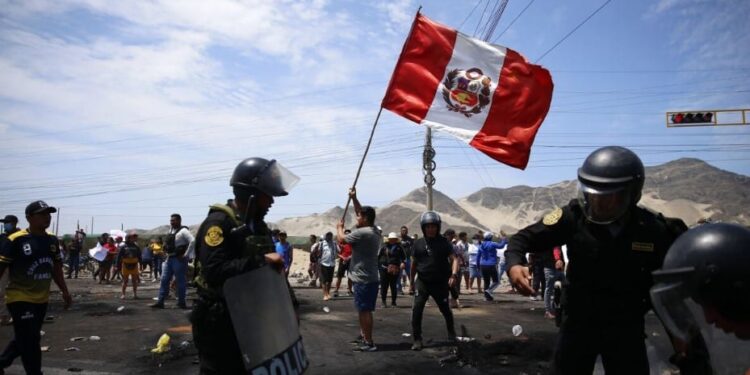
[670,112,714,124]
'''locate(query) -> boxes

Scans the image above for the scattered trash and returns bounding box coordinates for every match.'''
[456,336,475,342]
[322,306,330,313]
[67,367,83,372]
[178,341,190,350]
[530,308,536,311]
[89,336,101,341]
[401,333,411,337]
[46,315,56,320]
[40,330,45,336]
[41,346,50,352]
[64,347,80,352]
[152,297,159,301]
[116,306,125,312]
[512,325,523,337]
[151,333,171,353]
[70,337,87,342]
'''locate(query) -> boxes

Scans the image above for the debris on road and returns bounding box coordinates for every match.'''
[64,347,80,352]
[151,333,171,353]
[70,337,87,342]
[512,325,523,337]
[89,336,101,341]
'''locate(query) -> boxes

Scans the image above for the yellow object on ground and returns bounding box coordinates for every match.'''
[151,333,171,353]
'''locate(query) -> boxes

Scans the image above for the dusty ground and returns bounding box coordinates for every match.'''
[0,251,679,374]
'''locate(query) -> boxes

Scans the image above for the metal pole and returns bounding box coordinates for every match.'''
[55,208,60,236]
[91,217,94,236]
[423,127,436,211]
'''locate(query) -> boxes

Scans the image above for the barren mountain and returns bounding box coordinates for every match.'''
[255,158,749,236]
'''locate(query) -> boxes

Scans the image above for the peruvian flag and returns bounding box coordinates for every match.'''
[382,13,554,170]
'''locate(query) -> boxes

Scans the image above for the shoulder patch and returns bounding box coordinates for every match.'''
[8,230,29,241]
[543,207,563,226]
[204,225,224,247]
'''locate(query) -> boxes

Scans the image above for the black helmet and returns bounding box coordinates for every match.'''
[420,211,442,235]
[577,146,644,224]
[230,157,299,197]
[651,223,750,337]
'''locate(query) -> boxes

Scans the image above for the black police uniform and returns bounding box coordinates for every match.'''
[506,199,686,374]
[191,204,298,374]
[411,235,456,340]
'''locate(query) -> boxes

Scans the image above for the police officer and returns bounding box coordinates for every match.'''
[505,146,687,374]
[0,215,20,325]
[191,157,299,374]
[409,211,459,351]
[0,201,72,375]
[650,223,750,375]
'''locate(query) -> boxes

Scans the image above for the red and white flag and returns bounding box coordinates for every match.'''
[382,13,554,170]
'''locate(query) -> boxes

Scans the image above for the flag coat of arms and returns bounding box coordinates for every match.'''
[382,13,554,170]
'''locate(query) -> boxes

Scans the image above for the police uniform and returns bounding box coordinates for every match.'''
[191,203,298,374]
[506,199,686,374]
[411,235,456,342]
[0,229,62,373]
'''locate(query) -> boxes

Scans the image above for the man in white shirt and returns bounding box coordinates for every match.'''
[151,213,195,309]
[318,232,339,301]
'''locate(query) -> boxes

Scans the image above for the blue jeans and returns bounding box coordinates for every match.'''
[158,256,187,305]
[67,254,80,276]
[153,255,164,278]
[544,267,565,314]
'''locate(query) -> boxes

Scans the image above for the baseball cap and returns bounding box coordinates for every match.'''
[1,215,19,223]
[25,200,57,215]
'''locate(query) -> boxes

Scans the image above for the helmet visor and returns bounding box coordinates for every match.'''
[577,182,630,224]
[256,160,300,197]
[650,281,697,343]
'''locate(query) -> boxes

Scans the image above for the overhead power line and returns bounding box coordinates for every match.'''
[535,0,613,63]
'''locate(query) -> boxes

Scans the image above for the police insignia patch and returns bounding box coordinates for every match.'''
[543,207,563,226]
[204,226,224,247]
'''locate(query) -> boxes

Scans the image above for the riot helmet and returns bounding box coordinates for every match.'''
[420,211,442,235]
[651,223,750,341]
[230,157,299,197]
[577,146,644,224]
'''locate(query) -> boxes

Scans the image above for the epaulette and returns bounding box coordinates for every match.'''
[8,229,29,241]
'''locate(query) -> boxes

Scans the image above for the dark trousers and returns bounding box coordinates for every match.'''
[67,254,80,277]
[191,298,245,374]
[379,268,398,305]
[532,262,546,294]
[554,317,649,375]
[411,278,455,341]
[449,269,462,300]
[0,302,48,374]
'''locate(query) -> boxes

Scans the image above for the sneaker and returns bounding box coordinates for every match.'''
[349,335,364,345]
[353,342,377,352]
[484,291,494,301]
[411,340,423,351]
[391,302,397,308]
[544,311,556,319]
[149,302,165,309]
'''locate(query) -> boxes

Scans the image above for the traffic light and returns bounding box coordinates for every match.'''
[669,111,714,125]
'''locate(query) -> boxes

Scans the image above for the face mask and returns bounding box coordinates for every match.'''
[3,223,14,233]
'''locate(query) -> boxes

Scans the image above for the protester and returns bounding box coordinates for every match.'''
[318,232,339,301]
[0,201,72,374]
[477,232,507,301]
[377,232,406,308]
[0,215,20,326]
[467,234,482,293]
[333,229,353,297]
[92,233,109,281]
[307,234,319,287]
[399,226,413,294]
[336,187,380,352]
[66,229,85,279]
[191,157,298,374]
[150,213,194,309]
[275,231,293,278]
[456,232,470,296]
[140,237,153,277]
[116,232,142,299]
[506,146,687,374]
[100,237,117,284]
[409,212,459,351]
[543,246,565,319]
[150,237,164,282]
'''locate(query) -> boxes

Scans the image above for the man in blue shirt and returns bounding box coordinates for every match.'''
[476,232,507,301]
[275,231,293,278]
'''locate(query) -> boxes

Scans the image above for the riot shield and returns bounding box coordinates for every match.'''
[223,266,308,374]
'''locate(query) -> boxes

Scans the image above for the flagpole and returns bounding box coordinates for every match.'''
[341,107,385,222]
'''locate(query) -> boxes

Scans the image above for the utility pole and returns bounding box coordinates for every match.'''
[423,127,436,211]
[91,217,94,236]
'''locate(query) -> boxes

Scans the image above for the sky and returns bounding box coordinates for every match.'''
[1,0,749,235]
